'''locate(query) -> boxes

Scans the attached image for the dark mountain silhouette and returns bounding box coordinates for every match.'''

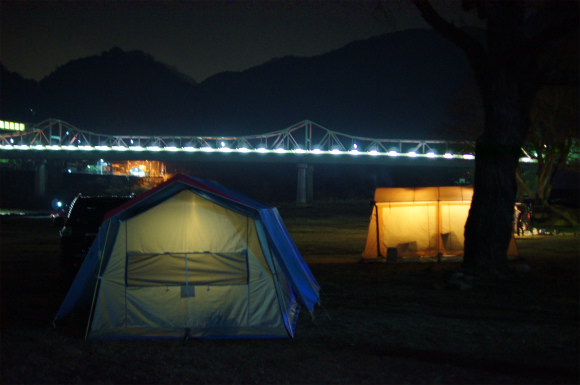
[1,29,472,139]
[0,65,39,123]
[191,29,471,138]
[35,47,196,134]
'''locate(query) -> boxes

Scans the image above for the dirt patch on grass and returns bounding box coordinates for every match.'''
[1,203,578,384]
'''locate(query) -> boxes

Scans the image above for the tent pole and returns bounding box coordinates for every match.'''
[85,220,113,340]
[437,203,441,257]
[374,202,381,258]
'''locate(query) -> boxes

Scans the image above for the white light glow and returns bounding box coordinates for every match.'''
[521,157,533,163]
[130,167,145,177]
[1,135,486,168]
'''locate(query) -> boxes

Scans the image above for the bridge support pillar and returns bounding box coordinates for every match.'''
[296,163,314,204]
[306,165,314,203]
[34,160,47,199]
[34,160,64,208]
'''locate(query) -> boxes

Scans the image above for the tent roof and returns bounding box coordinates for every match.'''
[374,186,473,203]
[104,174,270,221]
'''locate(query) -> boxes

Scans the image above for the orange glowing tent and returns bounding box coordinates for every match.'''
[362,186,518,261]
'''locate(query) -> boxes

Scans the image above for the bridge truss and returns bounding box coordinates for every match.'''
[0,118,534,163]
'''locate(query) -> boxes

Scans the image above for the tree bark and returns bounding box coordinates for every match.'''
[463,88,528,272]
[548,205,580,227]
[515,167,536,201]
[463,134,521,272]
[461,6,537,273]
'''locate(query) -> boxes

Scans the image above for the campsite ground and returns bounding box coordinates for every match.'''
[1,202,578,384]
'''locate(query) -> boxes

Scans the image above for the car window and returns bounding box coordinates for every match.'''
[68,198,131,225]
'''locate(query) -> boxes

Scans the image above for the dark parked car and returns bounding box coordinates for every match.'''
[54,194,133,268]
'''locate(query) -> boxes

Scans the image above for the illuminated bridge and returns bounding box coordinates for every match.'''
[0,118,485,163]
[0,119,534,203]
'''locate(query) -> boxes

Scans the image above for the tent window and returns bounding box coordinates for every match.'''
[126,252,248,287]
[181,285,196,298]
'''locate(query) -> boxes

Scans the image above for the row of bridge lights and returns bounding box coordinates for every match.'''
[0,140,536,162]
[1,140,475,159]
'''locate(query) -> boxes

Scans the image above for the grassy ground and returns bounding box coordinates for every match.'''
[1,202,578,384]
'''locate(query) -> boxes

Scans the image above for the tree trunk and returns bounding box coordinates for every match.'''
[410,1,576,273]
[515,166,536,202]
[463,133,521,272]
[459,5,540,274]
[536,151,554,204]
[462,62,534,273]
[548,205,580,227]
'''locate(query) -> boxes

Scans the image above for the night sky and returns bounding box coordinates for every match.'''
[1,0,482,83]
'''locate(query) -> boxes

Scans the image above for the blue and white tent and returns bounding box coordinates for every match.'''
[54,174,320,340]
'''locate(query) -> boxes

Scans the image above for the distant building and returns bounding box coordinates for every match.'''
[0,120,26,132]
